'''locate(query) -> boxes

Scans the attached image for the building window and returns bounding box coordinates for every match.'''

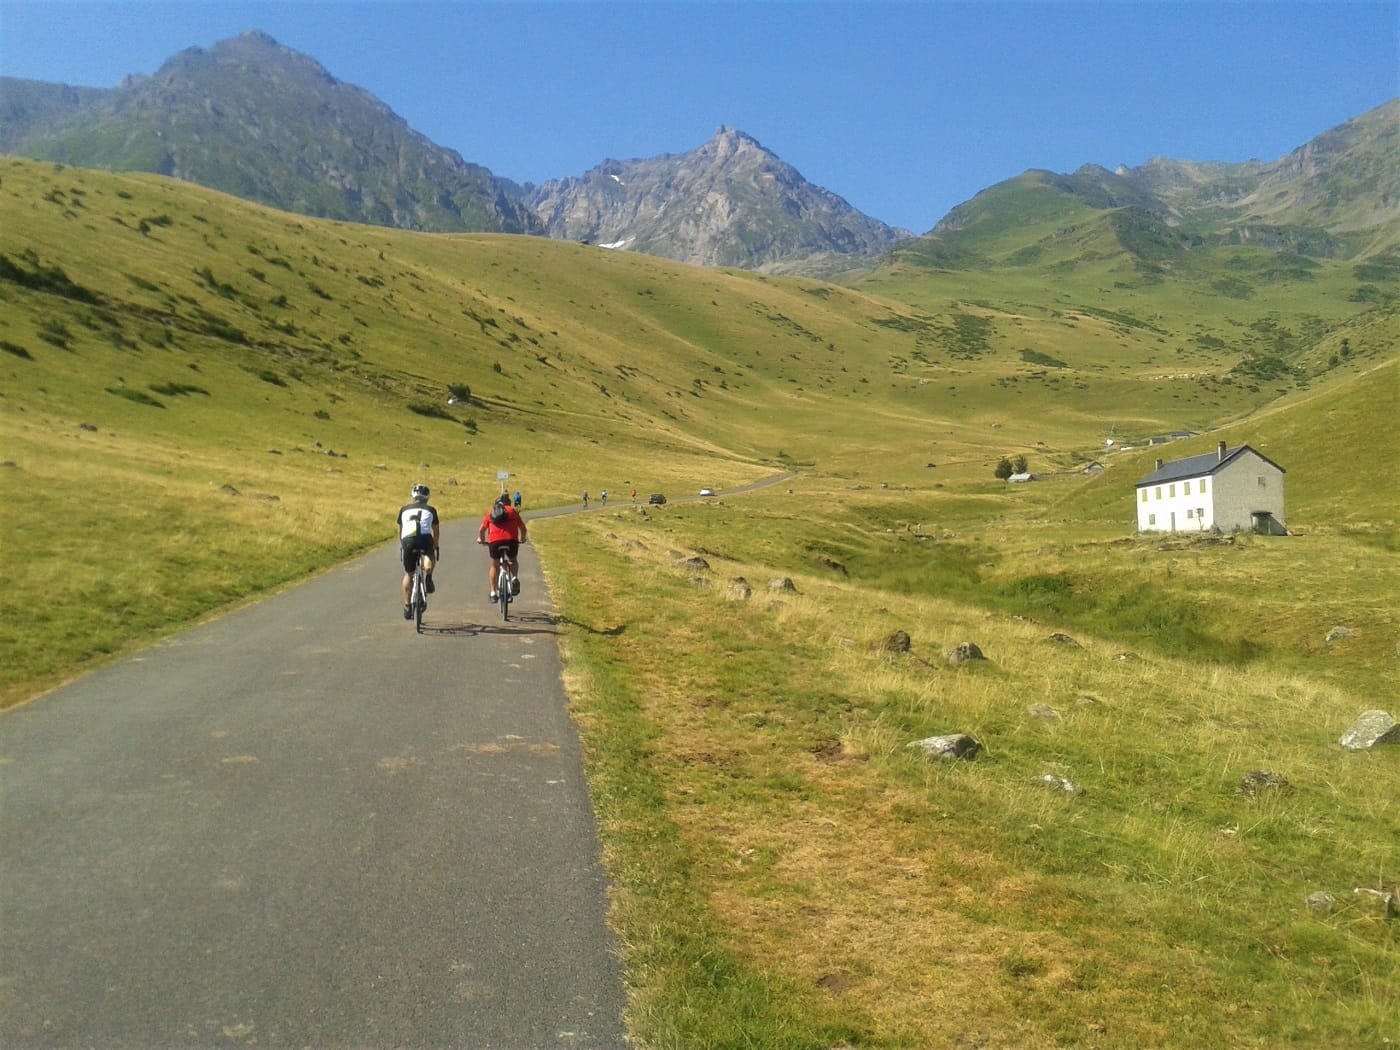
[1155,486,1162,500]
[1148,514,1156,526]
[1258,476,1267,486]
[1184,480,1191,495]
[1197,507,1205,519]
[1186,508,1194,519]
[1140,489,1148,503]
[1169,483,1176,497]
[1200,478,1208,494]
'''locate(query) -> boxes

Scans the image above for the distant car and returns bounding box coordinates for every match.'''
[698,488,715,496]
[647,493,667,505]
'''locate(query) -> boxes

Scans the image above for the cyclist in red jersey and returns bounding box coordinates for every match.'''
[477,493,527,602]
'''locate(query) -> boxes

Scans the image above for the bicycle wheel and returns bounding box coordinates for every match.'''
[413,561,425,632]
[499,560,511,622]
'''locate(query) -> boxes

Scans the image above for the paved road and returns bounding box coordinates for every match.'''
[0,525,627,1048]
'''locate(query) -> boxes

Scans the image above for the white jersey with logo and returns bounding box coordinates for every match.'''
[398,502,439,540]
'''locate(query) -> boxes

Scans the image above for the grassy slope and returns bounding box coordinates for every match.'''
[3,157,1397,1047]
[0,157,959,696]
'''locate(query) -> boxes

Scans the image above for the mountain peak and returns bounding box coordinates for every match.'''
[526,129,905,275]
[708,125,765,158]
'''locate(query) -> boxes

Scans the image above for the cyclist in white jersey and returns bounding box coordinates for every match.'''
[397,484,441,619]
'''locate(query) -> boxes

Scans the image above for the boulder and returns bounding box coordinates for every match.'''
[944,642,985,665]
[1237,771,1290,796]
[908,734,982,761]
[680,556,711,572]
[1027,703,1060,722]
[725,577,752,601]
[1325,626,1353,645]
[879,630,912,653]
[1304,891,1337,915]
[1340,710,1400,751]
[1047,632,1080,647]
[1033,773,1081,794]
[768,577,798,593]
[1354,887,1398,919]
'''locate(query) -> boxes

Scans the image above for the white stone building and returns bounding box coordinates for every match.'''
[1135,442,1287,535]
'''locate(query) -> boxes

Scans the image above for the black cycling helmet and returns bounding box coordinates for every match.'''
[411,483,430,501]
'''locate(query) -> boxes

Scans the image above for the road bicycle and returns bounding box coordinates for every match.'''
[409,550,429,632]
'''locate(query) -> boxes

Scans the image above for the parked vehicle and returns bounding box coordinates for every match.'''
[698,488,715,496]
[647,493,667,505]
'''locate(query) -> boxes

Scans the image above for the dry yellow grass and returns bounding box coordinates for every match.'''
[541,495,1397,1047]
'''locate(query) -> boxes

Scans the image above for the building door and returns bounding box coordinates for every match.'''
[1170,511,1176,531]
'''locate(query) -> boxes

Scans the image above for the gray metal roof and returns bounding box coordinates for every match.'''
[1135,445,1285,487]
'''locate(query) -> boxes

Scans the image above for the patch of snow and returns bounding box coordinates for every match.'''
[609,174,624,185]
[599,239,631,250]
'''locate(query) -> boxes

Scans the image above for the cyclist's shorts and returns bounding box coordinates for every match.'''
[400,534,434,573]
[487,540,519,561]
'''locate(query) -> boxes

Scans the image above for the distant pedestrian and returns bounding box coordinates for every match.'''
[513,491,522,509]
[582,491,589,507]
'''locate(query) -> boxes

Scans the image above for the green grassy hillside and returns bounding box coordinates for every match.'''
[3,157,1396,1047]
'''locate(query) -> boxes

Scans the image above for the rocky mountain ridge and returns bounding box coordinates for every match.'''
[523,126,909,276]
[0,31,541,236]
[2,30,1394,275]
[930,99,1398,261]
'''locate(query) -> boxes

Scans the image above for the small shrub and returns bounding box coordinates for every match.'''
[106,387,165,408]
[37,320,73,349]
[148,382,209,397]
[1019,348,1067,368]
[124,272,161,293]
[408,402,455,422]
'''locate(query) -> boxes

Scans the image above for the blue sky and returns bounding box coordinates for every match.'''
[1,1,1396,233]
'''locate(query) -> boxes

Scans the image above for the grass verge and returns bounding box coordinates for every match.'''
[538,488,1398,1048]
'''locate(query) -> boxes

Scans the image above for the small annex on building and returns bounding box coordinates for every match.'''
[1136,441,1287,535]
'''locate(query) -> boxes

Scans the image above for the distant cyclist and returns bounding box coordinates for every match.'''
[477,492,527,603]
[397,484,440,619]
[600,489,608,505]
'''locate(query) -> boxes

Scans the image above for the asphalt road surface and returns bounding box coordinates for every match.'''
[0,523,628,1049]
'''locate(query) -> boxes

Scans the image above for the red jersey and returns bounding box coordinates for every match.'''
[481,503,525,542]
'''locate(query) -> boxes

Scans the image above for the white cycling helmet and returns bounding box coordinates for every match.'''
[411,484,430,501]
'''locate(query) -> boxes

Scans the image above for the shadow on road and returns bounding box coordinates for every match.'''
[417,612,562,638]
[418,613,626,638]
[554,616,627,637]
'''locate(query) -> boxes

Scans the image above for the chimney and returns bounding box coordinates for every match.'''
[1218,441,1227,461]
[1155,458,1164,470]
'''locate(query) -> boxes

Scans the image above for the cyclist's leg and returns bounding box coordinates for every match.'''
[506,541,521,594]
[421,539,436,593]
[400,540,416,615]
[487,541,502,597]
[400,540,415,603]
